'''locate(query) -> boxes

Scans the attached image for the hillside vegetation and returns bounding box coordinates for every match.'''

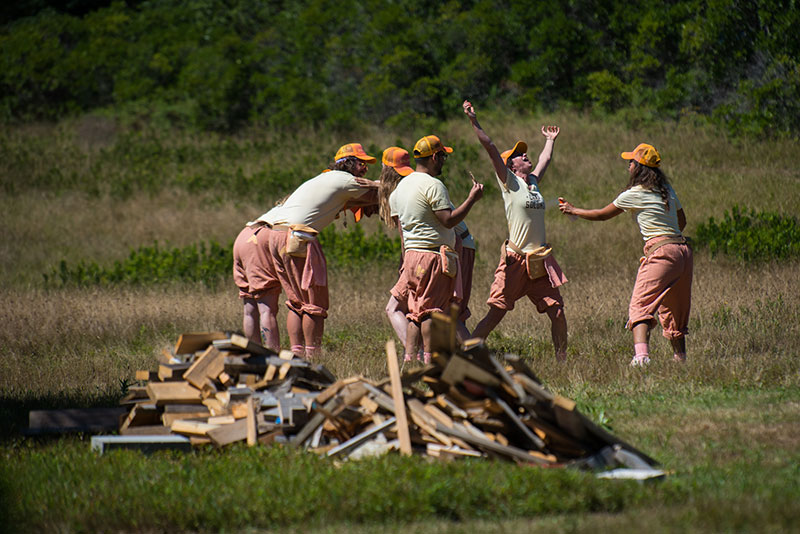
[2,0,799,137]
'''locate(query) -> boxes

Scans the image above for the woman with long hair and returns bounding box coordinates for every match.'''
[558,143,693,366]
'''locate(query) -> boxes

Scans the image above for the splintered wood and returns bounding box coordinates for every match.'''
[111,313,658,469]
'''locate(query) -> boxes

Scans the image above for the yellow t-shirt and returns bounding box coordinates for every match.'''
[258,170,369,231]
[613,184,683,240]
[389,171,455,251]
[497,168,546,253]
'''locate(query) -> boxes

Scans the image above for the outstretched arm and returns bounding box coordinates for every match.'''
[558,198,623,221]
[463,100,508,184]
[434,176,485,228]
[532,125,559,183]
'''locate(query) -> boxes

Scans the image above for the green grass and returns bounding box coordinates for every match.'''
[1,111,799,532]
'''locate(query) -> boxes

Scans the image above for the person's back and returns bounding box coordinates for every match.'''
[390,171,455,251]
[267,170,367,231]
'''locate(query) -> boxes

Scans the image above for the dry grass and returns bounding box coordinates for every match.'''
[1,112,799,398]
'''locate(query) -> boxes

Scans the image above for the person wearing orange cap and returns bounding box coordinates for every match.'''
[254,143,379,359]
[463,100,569,361]
[377,147,417,354]
[380,146,477,356]
[558,143,692,366]
[388,135,484,363]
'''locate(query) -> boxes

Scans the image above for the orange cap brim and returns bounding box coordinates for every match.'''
[620,151,635,160]
[395,165,414,176]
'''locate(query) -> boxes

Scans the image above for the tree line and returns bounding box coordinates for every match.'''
[2,0,798,137]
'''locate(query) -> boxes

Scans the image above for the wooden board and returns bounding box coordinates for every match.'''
[184,346,225,389]
[174,331,228,355]
[146,381,202,405]
[386,340,412,455]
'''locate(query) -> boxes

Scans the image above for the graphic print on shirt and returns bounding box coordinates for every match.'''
[524,189,545,210]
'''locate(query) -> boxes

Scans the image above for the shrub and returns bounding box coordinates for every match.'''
[43,225,402,288]
[694,206,800,261]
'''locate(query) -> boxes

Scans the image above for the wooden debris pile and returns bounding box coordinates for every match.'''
[119,331,336,447]
[291,311,659,470]
[116,311,658,471]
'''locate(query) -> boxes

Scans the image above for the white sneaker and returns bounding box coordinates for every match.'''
[630,354,651,367]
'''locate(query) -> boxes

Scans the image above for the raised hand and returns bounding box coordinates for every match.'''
[541,125,560,141]
[463,99,476,120]
[469,171,484,201]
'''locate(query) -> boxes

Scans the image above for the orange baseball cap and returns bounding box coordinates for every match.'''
[381,147,414,176]
[621,143,661,167]
[413,135,453,158]
[500,141,528,165]
[335,143,377,164]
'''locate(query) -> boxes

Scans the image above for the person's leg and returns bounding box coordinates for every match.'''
[256,290,281,351]
[406,320,422,361]
[242,298,260,343]
[386,295,410,350]
[287,310,304,357]
[631,320,652,366]
[420,317,433,363]
[546,306,568,361]
[302,313,324,359]
[471,306,507,340]
[670,336,687,362]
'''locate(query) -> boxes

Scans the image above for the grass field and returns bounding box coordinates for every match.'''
[1,111,799,532]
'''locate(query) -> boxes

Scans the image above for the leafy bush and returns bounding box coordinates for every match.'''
[44,224,401,287]
[318,223,401,269]
[694,206,800,261]
[44,240,233,288]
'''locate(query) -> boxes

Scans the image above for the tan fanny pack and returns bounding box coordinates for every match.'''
[506,240,552,280]
[285,224,319,257]
[440,245,459,278]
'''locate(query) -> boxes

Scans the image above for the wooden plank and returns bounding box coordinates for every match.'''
[229,332,276,356]
[146,381,202,405]
[27,407,127,434]
[277,350,294,380]
[406,398,452,447]
[437,423,553,465]
[207,418,249,446]
[386,340,412,455]
[440,355,501,387]
[246,395,257,446]
[183,346,225,389]
[174,331,227,355]
[162,411,211,426]
[170,420,220,436]
[135,370,158,381]
[290,396,341,446]
[486,388,546,450]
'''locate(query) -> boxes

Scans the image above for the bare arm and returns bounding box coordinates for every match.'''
[434,177,484,228]
[558,198,623,221]
[463,100,508,184]
[677,208,686,232]
[532,125,559,183]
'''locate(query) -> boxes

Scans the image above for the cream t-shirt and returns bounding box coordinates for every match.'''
[257,170,368,231]
[497,169,546,253]
[613,183,683,240]
[389,171,455,251]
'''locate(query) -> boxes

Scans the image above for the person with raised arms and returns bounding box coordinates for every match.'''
[463,99,569,361]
